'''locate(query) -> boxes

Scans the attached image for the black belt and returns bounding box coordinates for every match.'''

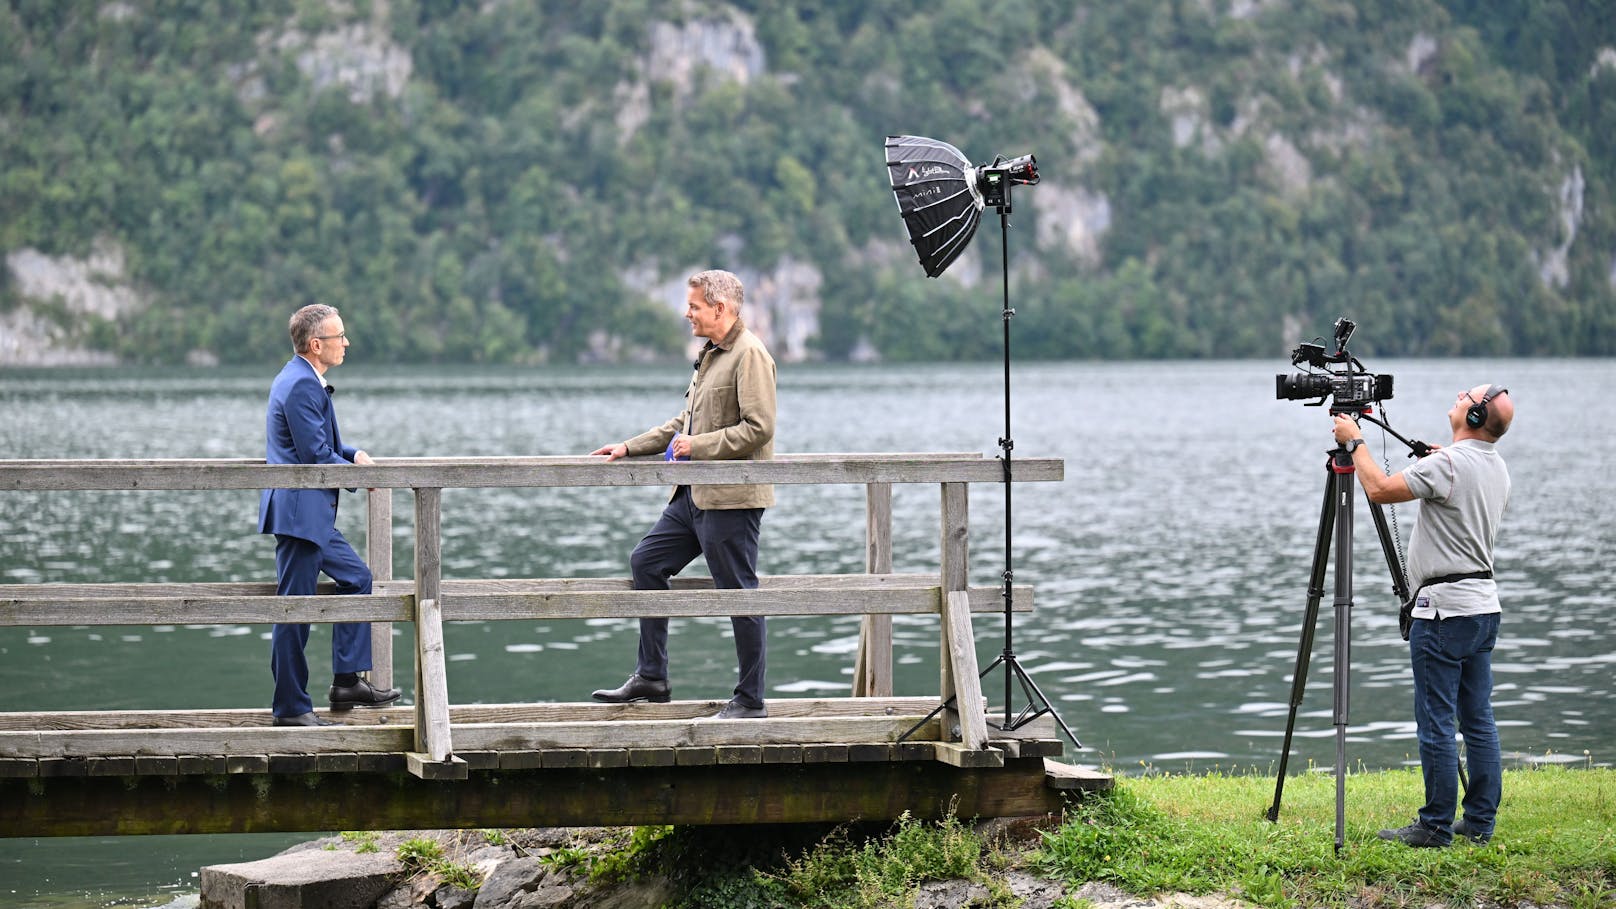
[1399,570,1494,641]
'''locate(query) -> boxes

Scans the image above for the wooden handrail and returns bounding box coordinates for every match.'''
[0,453,1062,490]
[1,452,1065,777]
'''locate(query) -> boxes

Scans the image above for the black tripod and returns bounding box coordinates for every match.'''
[904,184,1079,749]
[1266,416,1418,851]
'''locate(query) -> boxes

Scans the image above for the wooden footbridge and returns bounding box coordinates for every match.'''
[0,454,1107,837]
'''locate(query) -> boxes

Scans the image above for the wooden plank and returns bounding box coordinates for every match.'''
[37,758,88,777]
[762,745,802,764]
[801,744,848,763]
[356,753,405,773]
[0,594,411,627]
[449,715,940,753]
[268,754,318,774]
[674,747,717,766]
[413,598,453,766]
[459,752,499,771]
[943,590,988,751]
[0,584,1031,628]
[366,487,394,693]
[178,756,228,775]
[405,753,469,781]
[87,757,135,776]
[1043,759,1113,792]
[933,743,1005,769]
[0,455,1064,492]
[1,757,1071,836]
[853,482,895,698]
[0,759,36,778]
[896,741,934,762]
[133,756,179,776]
[715,745,762,765]
[0,727,413,760]
[499,751,546,770]
[628,748,677,768]
[848,744,893,762]
[587,750,629,769]
[0,696,945,731]
[315,753,361,773]
[435,585,1031,622]
[938,482,969,730]
[413,487,451,765]
[535,750,584,770]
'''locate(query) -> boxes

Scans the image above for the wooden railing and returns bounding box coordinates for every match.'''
[0,454,1063,779]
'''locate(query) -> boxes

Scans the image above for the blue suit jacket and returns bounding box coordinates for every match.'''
[257,356,359,543]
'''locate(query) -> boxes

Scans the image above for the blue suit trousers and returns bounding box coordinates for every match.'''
[630,487,766,708]
[271,529,374,718]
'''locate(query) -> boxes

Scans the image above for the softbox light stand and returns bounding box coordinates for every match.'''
[885,136,1078,749]
[978,193,1080,747]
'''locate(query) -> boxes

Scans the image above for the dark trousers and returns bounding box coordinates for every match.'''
[630,487,766,708]
[271,529,374,718]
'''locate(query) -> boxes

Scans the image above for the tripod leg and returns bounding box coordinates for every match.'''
[1268,467,1338,822]
[1331,465,1356,853]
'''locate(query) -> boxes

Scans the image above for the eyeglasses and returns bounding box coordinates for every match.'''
[314,332,347,341]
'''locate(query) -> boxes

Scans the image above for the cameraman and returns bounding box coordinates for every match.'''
[1333,384,1513,848]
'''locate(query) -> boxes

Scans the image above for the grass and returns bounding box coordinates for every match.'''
[346,767,1615,907]
[1036,765,1616,909]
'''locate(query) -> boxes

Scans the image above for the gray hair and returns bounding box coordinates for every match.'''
[688,270,744,311]
[289,304,339,354]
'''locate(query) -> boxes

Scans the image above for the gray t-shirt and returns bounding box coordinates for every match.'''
[1403,439,1510,618]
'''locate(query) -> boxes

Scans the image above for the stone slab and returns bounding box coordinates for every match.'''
[199,849,403,909]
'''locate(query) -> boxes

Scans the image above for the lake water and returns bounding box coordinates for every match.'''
[2,358,1612,906]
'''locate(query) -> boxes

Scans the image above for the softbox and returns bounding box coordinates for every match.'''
[885,135,986,278]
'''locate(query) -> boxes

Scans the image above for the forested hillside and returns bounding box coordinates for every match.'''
[3,0,1614,365]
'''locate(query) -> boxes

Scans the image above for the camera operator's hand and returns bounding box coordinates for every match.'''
[1332,414,1363,445]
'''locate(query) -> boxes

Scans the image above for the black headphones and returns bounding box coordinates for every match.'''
[1465,384,1508,429]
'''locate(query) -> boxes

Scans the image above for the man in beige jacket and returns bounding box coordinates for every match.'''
[589,270,778,718]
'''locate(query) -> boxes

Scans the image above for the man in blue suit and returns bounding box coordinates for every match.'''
[259,304,400,726]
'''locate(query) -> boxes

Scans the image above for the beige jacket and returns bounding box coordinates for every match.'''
[625,319,776,509]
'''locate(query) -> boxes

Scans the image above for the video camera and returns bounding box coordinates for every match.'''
[1275,318,1394,415]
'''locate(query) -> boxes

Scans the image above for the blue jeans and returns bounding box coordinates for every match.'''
[630,487,766,708]
[1409,612,1501,839]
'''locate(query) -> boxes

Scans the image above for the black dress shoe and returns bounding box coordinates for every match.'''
[591,674,671,703]
[329,677,403,710]
[711,698,768,719]
[273,712,340,727]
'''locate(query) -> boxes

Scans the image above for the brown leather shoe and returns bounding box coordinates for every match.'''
[591,674,671,703]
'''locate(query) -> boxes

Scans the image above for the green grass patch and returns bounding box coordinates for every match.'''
[1036,766,1616,908]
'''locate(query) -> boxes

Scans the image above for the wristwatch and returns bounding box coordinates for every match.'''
[1343,438,1365,453]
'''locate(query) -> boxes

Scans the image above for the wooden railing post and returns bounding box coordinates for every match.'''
[939,482,987,749]
[853,483,894,697]
[409,487,461,777]
[366,488,393,692]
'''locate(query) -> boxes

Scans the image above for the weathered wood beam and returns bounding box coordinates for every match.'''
[0,757,1077,837]
[853,482,895,698]
[0,581,1032,626]
[366,487,394,692]
[0,455,1064,491]
[0,715,943,759]
[0,696,951,731]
